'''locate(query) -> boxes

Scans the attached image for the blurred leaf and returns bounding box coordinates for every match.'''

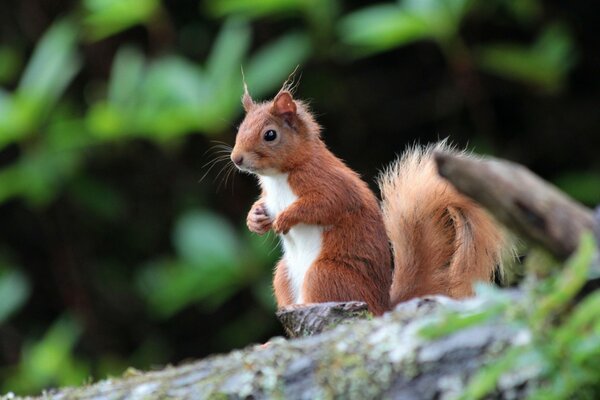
[0,141,81,207]
[477,25,576,91]
[136,257,242,317]
[554,291,600,351]
[338,5,430,55]
[67,176,126,220]
[554,171,600,206]
[460,346,525,400]
[85,47,145,140]
[88,19,252,138]
[18,19,81,120]
[0,45,22,84]
[3,316,89,395]
[108,47,145,106]
[0,118,93,206]
[86,101,128,139]
[463,235,600,399]
[0,21,80,146]
[338,0,473,56]
[502,0,542,23]
[136,210,243,317]
[0,266,30,323]
[206,18,251,94]
[0,162,24,204]
[204,0,338,41]
[532,233,595,323]
[403,0,473,37]
[87,18,310,139]
[173,210,239,266]
[83,0,161,40]
[205,0,307,18]
[0,95,38,148]
[246,32,311,95]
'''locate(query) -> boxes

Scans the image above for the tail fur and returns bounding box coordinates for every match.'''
[378,141,512,306]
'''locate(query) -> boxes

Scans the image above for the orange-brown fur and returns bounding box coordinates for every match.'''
[378,142,510,306]
[232,86,509,315]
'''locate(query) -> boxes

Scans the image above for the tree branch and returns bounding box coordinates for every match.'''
[34,296,529,400]
[435,152,598,259]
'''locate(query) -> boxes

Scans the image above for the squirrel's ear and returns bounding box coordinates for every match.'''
[242,91,254,112]
[271,91,297,123]
[242,80,255,112]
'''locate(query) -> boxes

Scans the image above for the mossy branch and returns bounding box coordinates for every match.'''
[435,152,599,260]
[23,296,528,400]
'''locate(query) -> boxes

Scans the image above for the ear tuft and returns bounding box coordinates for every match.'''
[242,91,254,112]
[242,79,254,112]
[241,69,255,112]
[272,91,297,118]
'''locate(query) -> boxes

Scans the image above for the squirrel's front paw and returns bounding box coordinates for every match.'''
[247,202,272,235]
[273,213,294,235]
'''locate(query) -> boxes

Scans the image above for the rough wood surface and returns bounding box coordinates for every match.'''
[19,296,531,400]
[435,152,598,259]
[276,301,370,338]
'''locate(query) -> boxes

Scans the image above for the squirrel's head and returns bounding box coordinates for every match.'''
[231,83,321,176]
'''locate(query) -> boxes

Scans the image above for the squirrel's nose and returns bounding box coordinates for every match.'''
[232,154,244,166]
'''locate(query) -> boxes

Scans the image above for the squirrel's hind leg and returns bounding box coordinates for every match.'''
[302,260,389,315]
[273,259,295,307]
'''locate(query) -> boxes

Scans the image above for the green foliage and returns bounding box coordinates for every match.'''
[339,0,473,54]
[0,46,21,84]
[83,0,162,40]
[205,0,339,40]
[418,234,600,398]
[0,263,30,324]
[206,0,311,18]
[137,210,242,317]
[476,25,576,92]
[555,171,600,206]
[88,19,309,139]
[458,234,600,399]
[3,317,89,394]
[338,0,575,92]
[0,20,80,147]
[136,209,278,318]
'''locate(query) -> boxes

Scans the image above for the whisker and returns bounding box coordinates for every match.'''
[210,140,234,148]
[215,162,235,192]
[228,165,237,194]
[203,155,231,166]
[267,233,281,256]
[223,164,235,191]
[200,140,240,191]
[198,155,233,183]
[224,164,238,192]
[211,150,233,156]
[210,143,232,149]
[200,143,230,158]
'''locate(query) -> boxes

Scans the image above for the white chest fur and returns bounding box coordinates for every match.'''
[260,174,323,303]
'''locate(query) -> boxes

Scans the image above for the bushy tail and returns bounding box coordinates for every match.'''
[378,141,513,307]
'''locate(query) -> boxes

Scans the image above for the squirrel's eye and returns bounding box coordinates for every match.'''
[263,129,277,142]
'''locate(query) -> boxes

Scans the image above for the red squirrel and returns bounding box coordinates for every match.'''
[230,83,511,315]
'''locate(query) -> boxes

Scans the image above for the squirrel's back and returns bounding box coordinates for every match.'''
[379,141,512,306]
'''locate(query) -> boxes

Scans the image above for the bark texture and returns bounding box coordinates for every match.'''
[276,301,370,338]
[435,152,598,259]
[27,296,530,400]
